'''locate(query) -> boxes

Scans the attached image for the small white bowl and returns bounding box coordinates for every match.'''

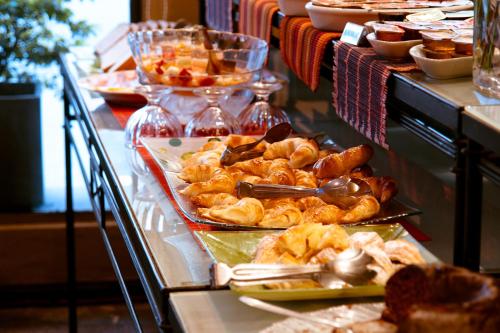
[305,2,379,32]
[367,33,422,60]
[409,44,472,80]
[278,0,308,16]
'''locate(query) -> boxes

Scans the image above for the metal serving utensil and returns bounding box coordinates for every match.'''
[211,248,376,288]
[220,122,292,166]
[236,176,372,208]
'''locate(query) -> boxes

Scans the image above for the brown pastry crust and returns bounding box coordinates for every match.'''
[313,144,374,178]
[383,264,500,333]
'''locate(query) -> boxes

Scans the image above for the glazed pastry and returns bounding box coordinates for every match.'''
[179,168,235,197]
[384,239,425,265]
[259,204,303,228]
[183,150,221,167]
[179,164,219,183]
[260,198,297,210]
[190,193,239,208]
[229,157,273,177]
[293,169,317,188]
[358,176,398,203]
[303,204,345,224]
[296,196,327,211]
[263,138,320,169]
[340,195,380,224]
[198,197,264,226]
[313,144,374,178]
[198,140,225,152]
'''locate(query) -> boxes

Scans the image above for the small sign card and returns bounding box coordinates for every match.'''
[340,22,368,46]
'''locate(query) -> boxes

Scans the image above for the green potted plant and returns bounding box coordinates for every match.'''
[0,0,93,210]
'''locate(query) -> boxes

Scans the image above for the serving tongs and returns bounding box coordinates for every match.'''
[237,176,372,208]
[211,248,376,288]
[220,123,293,166]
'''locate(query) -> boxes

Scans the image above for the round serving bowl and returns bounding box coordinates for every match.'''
[305,2,379,32]
[128,29,269,90]
[409,44,472,80]
[367,33,422,60]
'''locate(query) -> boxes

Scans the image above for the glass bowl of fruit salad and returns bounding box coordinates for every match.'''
[128,28,268,137]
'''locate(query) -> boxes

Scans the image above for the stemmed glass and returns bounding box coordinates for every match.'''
[240,71,290,135]
[124,84,183,148]
[184,86,240,136]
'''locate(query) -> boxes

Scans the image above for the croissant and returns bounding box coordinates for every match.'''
[179,169,235,197]
[225,134,267,152]
[296,196,326,211]
[183,150,221,168]
[265,160,296,185]
[318,148,341,159]
[349,164,373,179]
[198,140,225,152]
[229,158,272,177]
[358,176,398,204]
[263,138,319,169]
[259,204,303,228]
[227,169,263,184]
[260,198,297,210]
[340,195,380,224]
[293,169,317,188]
[313,144,374,178]
[303,204,345,224]
[191,193,239,208]
[198,198,264,226]
[179,165,219,183]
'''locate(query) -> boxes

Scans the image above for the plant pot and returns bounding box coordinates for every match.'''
[0,82,43,211]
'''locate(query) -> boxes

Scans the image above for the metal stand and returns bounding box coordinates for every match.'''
[64,88,77,333]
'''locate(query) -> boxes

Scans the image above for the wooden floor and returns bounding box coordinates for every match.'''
[0,303,158,333]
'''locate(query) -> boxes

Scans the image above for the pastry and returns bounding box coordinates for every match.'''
[190,193,239,208]
[198,197,264,226]
[178,164,219,183]
[263,138,320,169]
[259,204,303,228]
[313,144,374,178]
[340,195,380,224]
[303,204,345,224]
[357,176,398,204]
[179,168,235,197]
[383,264,500,333]
[293,169,317,188]
[384,239,425,265]
[296,196,327,211]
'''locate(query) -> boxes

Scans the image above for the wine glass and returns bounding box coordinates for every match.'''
[239,71,290,135]
[124,84,183,148]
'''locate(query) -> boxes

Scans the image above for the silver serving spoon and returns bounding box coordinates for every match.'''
[211,248,376,288]
[220,122,292,166]
[236,176,372,208]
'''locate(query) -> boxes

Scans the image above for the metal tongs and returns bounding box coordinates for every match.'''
[220,123,293,166]
[237,176,372,208]
[211,248,376,288]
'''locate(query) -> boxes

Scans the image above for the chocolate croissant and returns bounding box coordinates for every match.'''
[313,144,374,178]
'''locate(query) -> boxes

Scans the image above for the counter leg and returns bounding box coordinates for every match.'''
[64,89,77,333]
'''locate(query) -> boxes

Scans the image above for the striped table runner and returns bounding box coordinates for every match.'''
[333,42,418,149]
[280,17,341,91]
[238,0,279,43]
[205,0,233,32]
